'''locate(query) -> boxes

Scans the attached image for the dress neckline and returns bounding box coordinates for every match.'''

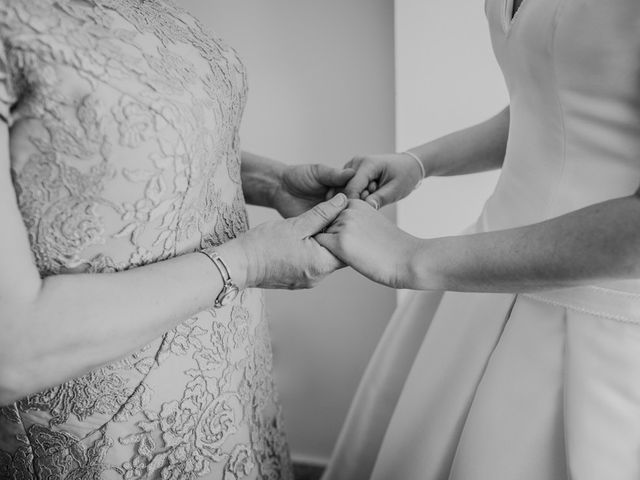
[511,0,525,20]
[504,0,530,33]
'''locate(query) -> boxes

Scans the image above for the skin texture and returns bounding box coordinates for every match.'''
[317,199,422,288]
[0,117,350,404]
[341,108,510,209]
[340,153,422,210]
[317,106,640,293]
[241,151,355,218]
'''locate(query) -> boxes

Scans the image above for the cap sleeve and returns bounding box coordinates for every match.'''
[0,40,16,125]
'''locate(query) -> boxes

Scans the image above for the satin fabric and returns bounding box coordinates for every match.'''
[323,1,640,479]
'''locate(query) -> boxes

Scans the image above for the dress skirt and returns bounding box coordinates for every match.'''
[323,286,640,480]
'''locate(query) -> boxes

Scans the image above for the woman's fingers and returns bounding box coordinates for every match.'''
[314,232,340,258]
[313,164,356,187]
[293,193,347,237]
[360,181,377,200]
[363,180,401,210]
[366,197,380,210]
[315,199,365,248]
[343,161,381,199]
[343,156,362,170]
[325,187,336,201]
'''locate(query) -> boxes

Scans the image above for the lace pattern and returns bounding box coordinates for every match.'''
[0,1,292,478]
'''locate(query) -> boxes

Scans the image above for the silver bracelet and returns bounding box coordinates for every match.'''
[400,151,426,189]
[199,250,240,308]
[400,151,426,178]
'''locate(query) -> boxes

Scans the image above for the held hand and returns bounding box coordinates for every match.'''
[220,194,348,290]
[341,153,423,209]
[272,164,355,218]
[315,199,421,288]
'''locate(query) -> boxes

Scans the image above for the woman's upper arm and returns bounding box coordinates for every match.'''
[0,122,42,305]
[0,31,42,305]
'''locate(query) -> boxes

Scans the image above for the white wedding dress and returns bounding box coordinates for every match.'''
[324,0,640,479]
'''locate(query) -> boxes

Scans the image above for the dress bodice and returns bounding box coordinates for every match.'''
[1,0,249,276]
[483,0,640,230]
[0,2,292,479]
[481,0,640,294]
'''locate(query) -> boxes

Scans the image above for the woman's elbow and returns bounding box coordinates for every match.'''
[0,321,37,405]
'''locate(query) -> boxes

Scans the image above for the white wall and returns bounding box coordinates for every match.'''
[181,0,396,464]
[395,0,507,248]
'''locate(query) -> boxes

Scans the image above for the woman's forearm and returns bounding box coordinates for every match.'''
[0,191,346,405]
[0,249,238,405]
[411,193,640,291]
[408,106,510,177]
[240,151,285,208]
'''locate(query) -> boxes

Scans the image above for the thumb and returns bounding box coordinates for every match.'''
[314,232,341,259]
[314,164,356,187]
[364,181,400,210]
[311,236,347,270]
[294,193,347,237]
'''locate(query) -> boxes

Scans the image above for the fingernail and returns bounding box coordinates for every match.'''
[331,193,346,206]
[368,198,380,210]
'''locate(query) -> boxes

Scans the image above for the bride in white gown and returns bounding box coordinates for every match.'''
[318,0,640,479]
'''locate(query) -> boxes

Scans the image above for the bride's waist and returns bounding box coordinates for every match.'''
[522,281,640,324]
[469,198,640,322]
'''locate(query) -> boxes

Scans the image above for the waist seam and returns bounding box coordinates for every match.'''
[522,292,640,325]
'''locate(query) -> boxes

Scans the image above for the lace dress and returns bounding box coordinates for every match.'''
[0,1,292,479]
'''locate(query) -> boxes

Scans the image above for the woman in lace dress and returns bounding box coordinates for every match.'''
[0,1,353,479]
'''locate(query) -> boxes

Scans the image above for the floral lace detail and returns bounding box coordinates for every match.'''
[1,424,116,480]
[0,444,35,480]
[18,367,135,426]
[0,405,21,425]
[0,1,291,479]
[29,426,115,479]
[113,297,292,480]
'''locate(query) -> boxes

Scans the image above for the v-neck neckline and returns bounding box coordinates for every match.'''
[511,0,525,20]
[504,0,530,33]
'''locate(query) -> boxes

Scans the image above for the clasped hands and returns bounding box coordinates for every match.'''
[224,153,424,291]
